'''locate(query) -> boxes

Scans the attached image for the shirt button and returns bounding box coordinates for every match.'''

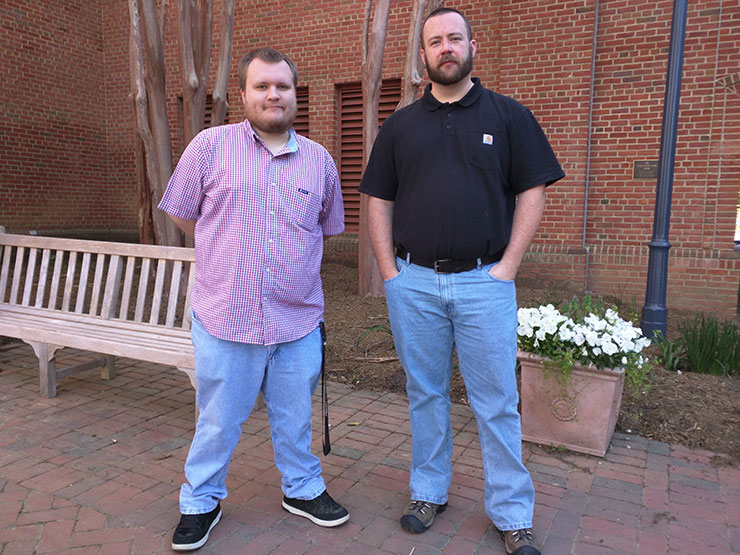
[265,268,270,272]
[447,113,452,118]
[446,124,451,129]
[269,210,275,215]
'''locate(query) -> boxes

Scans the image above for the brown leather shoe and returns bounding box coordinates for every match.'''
[399,499,447,533]
[499,528,541,554]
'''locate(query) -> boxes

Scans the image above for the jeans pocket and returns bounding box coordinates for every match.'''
[383,257,407,285]
[483,264,515,284]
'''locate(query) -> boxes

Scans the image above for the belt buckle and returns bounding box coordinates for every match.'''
[433,259,453,273]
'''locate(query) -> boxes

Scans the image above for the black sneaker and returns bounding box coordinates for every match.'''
[171,504,222,551]
[282,490,350,527]
[499,528,541,555]
[400,499,448,533]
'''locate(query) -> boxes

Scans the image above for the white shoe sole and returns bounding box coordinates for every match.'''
[171,509,222,551]
[281,500,350,527]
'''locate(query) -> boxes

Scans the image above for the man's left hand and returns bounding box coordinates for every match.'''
[488,261,517,281]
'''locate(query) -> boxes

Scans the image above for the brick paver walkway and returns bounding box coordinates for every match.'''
[0,344,737,554]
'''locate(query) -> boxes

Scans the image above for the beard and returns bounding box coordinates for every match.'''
[246,103,297,136]
[425,48,474,86]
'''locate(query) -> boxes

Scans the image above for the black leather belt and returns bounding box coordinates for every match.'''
[395,246,503,274]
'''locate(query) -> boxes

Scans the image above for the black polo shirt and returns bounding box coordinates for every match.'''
[359,78,565,261]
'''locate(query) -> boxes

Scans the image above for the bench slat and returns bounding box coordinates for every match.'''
[135,258,150,322]
[35,249,51,308]
[182,263,195,330]
[90,253,106,316]
[22,248,38,306]
[61,251,77,311]
[10,246,25,304]
[0,233,195,261]
[0,245,11,302]
[101,255,123,319]
[3,316,192,352]
[165,261,183,327]
[75,252,92,313]
[48,250,64,310]
[149,259,166,325]
[3,305,195,341]
[119,256,136,320]
[0,320,194,369]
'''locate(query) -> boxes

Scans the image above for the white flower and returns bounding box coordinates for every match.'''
[601,340,619,356]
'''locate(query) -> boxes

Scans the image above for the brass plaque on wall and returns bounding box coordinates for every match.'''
[633,160,659,179]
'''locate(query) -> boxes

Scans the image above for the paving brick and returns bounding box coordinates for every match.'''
[36,518,74,553]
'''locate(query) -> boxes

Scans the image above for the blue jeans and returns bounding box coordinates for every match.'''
[179,313,325,514]
[384,258,534,531]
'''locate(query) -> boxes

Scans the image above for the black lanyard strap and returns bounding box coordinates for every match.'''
[320,321,331,455]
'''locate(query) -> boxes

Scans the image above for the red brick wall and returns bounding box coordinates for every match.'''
[3,0,739,318]
[0,1,127,236]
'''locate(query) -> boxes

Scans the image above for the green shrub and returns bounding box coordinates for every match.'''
[679,314,739,376]
[653,331,684,372]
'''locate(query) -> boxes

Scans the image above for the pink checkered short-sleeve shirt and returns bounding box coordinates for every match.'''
[159,120,344,345]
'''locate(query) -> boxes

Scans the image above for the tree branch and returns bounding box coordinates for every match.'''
[398,0,426,109]
[361,0,372,63]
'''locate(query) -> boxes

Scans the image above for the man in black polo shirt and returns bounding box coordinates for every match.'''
[359,7,564,555]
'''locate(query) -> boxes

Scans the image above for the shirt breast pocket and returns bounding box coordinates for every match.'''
[468,128,500,170]
[280,185,322,232]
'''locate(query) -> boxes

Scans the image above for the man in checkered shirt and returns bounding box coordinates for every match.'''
[159,48,347,552]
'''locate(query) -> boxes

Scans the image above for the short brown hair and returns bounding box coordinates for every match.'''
[238,48,298,90]
[422,7,473,45]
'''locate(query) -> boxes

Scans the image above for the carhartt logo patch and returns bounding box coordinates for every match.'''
[298,188,309,195]
[482,133,493,145]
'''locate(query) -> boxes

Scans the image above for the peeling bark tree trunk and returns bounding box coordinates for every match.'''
[358,0,391,297]
[398,0,442,109]
[178,0,213,146]
[128,0,234,246]
[129,0,179,246]
[211,0,234,126]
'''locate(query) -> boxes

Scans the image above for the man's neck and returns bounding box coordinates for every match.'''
[253,127,290,155]
[429,76,475,104]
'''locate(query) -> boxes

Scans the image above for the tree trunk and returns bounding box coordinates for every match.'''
[211,0,234,126]
[398,0,427,110]
[139,0,181,246]
[358,0,391,297]
[129,0,178,246]
[178,0,213,146]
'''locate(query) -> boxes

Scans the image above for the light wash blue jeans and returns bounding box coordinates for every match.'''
[384,258,535,531]
[179,313,325,514]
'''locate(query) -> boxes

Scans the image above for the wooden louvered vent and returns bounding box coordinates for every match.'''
[294,86,309,138]
[337,79,402,232]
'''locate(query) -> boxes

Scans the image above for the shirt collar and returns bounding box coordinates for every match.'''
[421,77,483,111]
[242,119,299,154]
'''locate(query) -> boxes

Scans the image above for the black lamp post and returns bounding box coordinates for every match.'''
[641,0,688,339]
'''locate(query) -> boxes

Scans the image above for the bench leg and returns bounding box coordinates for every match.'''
[38,345,57,398]
[101,355,116,380]
[26,341,62,398]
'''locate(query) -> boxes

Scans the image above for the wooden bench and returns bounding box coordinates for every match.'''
[0,230,198,398]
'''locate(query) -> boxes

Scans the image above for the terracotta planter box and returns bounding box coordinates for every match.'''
[518,351,625,457]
